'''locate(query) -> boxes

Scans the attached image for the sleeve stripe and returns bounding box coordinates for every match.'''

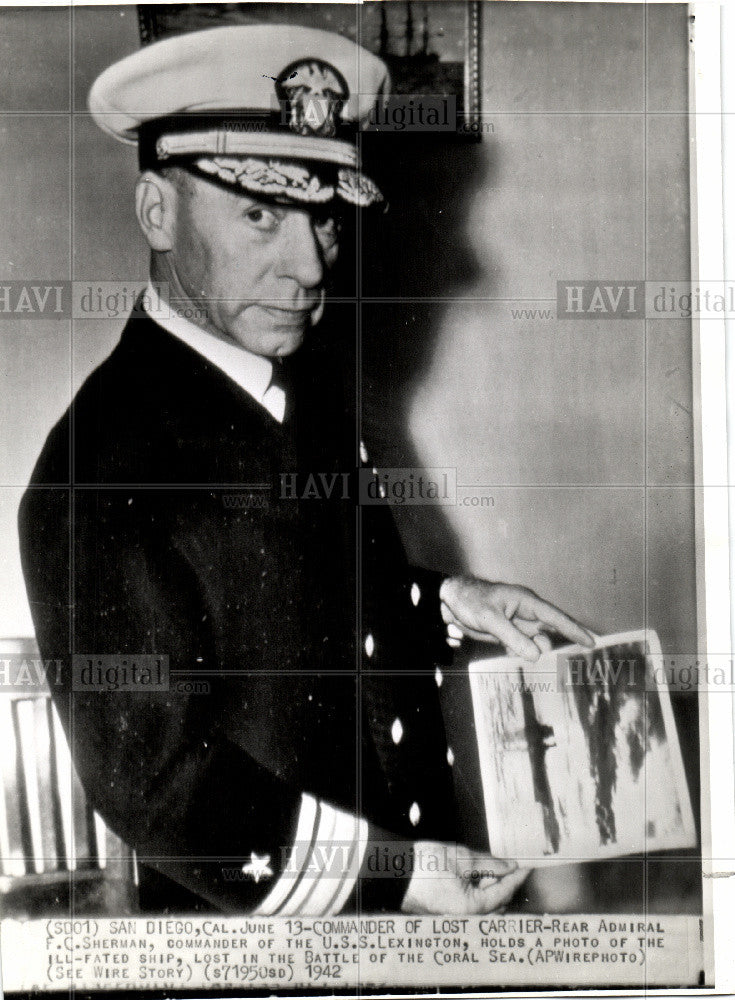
[279,798,340,915]
[254,793,319,916]
[294,804,353,916]
[287,804,369,916]
[271,797,322,916]
[324,815,368,915]
[252,795,369,917]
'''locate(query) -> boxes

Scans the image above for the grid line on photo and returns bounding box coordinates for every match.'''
[68,1,77,946]
[355,4,367,967]
[643,3,651,981]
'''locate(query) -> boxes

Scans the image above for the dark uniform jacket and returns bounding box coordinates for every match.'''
[18,307,458,913]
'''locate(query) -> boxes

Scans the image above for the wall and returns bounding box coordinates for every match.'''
[359,1,698,912]
[363,3,695,660]
[0,5,146,636]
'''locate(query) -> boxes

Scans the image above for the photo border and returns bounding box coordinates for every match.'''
[0,1,733,997]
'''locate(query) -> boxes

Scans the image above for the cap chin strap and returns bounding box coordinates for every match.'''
[151,126,359,169]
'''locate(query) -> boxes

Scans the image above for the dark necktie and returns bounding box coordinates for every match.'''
[268,358,295,424]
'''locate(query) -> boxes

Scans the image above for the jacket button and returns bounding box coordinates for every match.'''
[364,633,375,658]
[409,801,421,826]
[434,666,443,687]
[446,746,455,766]
[410,582,421,606]
[360,441,369,463]
[391,718,403,744]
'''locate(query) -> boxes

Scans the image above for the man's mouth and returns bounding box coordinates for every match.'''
[260,304,317,326]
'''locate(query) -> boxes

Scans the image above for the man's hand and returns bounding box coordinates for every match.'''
[439,576,593,661]
[401,841,530,914]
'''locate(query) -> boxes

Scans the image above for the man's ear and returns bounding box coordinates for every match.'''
[135,171,177,252]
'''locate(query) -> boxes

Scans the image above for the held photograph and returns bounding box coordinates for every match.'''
[0,1,730,995]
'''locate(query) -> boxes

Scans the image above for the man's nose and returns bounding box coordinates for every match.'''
[278,211,325,290]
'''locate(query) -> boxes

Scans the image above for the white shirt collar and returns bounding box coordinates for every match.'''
[143,281,285,423]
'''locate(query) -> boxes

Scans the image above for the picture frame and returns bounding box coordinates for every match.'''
[137,2,482,131]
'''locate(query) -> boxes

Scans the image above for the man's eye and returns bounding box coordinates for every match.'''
[315,216,340,246]
[244,206,279,231]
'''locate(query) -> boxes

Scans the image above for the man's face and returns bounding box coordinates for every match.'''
[166,172,340,357]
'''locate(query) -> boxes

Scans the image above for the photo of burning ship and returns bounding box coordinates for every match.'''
[468,630,696,865]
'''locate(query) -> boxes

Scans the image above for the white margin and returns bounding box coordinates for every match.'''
[690,3,735,995]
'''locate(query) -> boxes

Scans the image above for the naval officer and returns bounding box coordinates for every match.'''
[19,24,592,915]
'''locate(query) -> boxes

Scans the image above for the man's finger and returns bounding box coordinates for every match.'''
[513,618,544,639]
[469,867,529,912]
[442,608,512,650]
[533,632,553,653]
[441,609,500,645]
[520,594,593,647]
[512,619,554,654]
[478,610,540,660]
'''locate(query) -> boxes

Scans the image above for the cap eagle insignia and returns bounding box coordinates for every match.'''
[276,59,349,139]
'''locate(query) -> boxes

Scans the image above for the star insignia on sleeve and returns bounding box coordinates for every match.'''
[241,852,273,883]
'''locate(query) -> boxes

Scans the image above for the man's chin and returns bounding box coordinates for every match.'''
[228,323,307,358]
[266,323,307,356]
[273,336,305,357]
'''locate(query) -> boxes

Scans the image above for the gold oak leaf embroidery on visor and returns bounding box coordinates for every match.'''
[337,168,383,208]
[193,156,383,207]
[195,156,334,203]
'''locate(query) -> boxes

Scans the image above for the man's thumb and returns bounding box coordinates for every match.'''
[463,853,518,880]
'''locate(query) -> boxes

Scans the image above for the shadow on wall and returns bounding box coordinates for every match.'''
[353,133,703,917]
[359,133,495,574]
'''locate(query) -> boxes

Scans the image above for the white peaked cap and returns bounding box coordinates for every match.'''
[89,24,391,207]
